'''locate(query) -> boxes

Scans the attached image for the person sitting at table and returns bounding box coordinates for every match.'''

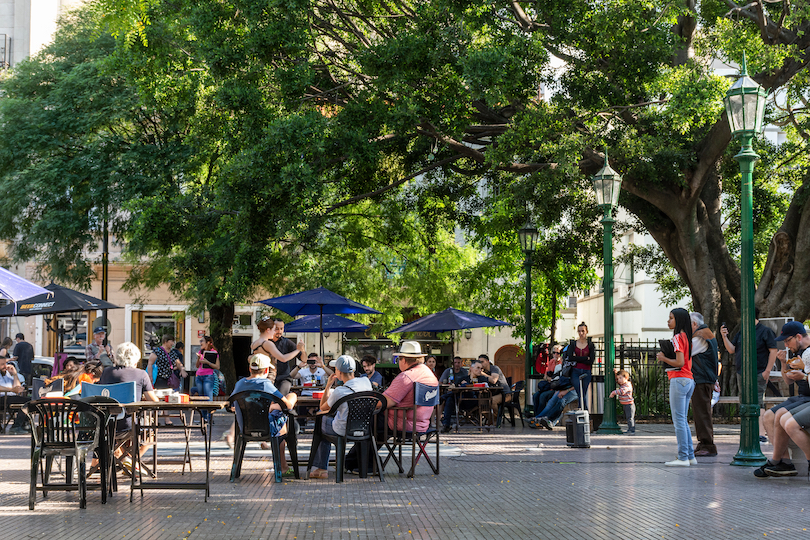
[228,354,298,473]
[359,355,384,389]
[479,354,510,416]
[1,356,30,434]
[440,359,489,433]
[61,357,79,373]
[47,360,104,397]
[289,353,331,430]
[98,342,160,475]
[439,356,468,385]
[343,341,438,474]
[309,355,372,479]
[291,353,332,388]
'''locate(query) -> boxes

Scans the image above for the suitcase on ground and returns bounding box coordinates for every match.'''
[565,374,591,448]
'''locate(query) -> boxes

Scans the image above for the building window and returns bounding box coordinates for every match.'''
[143,314,177,354]
[568,296,578,309]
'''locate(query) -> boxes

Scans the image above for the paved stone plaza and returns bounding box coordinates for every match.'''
[1,413,808,540]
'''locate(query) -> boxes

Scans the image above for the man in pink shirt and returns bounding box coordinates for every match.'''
[344,340,438,473]
[383,341,439,433]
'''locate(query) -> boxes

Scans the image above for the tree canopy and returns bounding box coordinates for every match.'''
[4,0,809,384]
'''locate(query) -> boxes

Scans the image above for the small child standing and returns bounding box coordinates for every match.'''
[610,370,635,434]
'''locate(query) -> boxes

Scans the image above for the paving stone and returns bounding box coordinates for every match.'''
[0,415,805,539]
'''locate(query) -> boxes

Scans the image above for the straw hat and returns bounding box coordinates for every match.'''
[393,340,426,358]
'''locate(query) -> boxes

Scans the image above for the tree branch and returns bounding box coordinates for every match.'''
[325,154,463,212]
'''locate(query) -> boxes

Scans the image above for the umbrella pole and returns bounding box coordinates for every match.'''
[320,307,324,360]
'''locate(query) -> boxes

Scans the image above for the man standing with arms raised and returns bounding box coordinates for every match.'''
[270,318,300,395]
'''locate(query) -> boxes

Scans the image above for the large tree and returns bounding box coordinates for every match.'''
[170,0,807,332]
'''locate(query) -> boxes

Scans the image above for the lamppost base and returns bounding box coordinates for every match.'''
[730,450,767,467]
[596,421,622,434]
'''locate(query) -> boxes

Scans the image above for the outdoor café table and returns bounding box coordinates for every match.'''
[441,384,496,432]
[124,400,225,502]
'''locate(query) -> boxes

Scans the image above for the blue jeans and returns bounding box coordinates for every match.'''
[669,377,695,460]
[570,368,592,410]
[535,390,578,426]
[196,373,216,420]
[313,416,338,470]
[533,389,554,415]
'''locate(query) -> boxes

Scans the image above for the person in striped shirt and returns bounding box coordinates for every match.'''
[610,369,635,434]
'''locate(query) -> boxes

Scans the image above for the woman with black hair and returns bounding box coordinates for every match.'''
[562,322,596,410]
[657,307,695,466]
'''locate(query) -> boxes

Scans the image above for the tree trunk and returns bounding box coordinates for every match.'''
[623,174,742,333]
[756,177,810,319]
[208,302,236,391]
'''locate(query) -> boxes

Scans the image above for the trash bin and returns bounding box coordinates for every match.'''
[589,374,605,414]
[565,410,591,448]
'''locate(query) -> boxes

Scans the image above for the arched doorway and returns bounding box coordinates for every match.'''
[494,344,524,385]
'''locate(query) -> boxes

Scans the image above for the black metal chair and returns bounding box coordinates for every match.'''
[78,396,124,497]
[382,382,440,477]
[22,398,106,509]
[80,382,156,481]
[228,390,299,483]
[306,391,387,483]
[497,380,525,428]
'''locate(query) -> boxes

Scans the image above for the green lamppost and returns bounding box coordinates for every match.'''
[724,54,768,466]
[591,152,623,434]
[519,219,539,415]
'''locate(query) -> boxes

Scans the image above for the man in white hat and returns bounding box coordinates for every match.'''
[308,355,372,479]
[344,340,438,473]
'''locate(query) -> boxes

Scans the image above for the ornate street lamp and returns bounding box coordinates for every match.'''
[591,151,623,434]
[518,219,539,412]
[724,53,767,466]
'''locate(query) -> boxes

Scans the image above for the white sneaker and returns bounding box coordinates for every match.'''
[689,458,698,465]
[665,459,690,467]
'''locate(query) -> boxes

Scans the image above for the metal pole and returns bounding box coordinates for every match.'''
[524,250,533,416]
[600,207,621,433]
[101,218,109,333]
[731,134,766,466]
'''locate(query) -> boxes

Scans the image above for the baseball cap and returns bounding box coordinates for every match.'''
[776,321,807,341]
[249,353,272,370]
[329,354,356,373]
[93,327,106,334]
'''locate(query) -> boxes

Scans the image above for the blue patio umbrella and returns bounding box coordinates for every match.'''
[284,314,368,333]
[386,307,511,334]
[0,268,51,314]
[386,307,511,357]
[258,287,381,357]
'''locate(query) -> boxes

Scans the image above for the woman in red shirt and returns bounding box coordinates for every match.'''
[563,322,596,410]
[657,307,695,466]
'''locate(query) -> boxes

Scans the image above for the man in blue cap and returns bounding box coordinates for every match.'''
[754,320,810,478]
